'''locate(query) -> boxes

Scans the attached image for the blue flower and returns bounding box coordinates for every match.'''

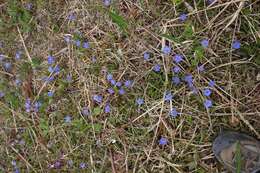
[173,54,183,63]
[66,74,72,83]
[197,65,205,72]
[54,66,60,74]
[232,40,241,49]
[91,56,97,62]
[4,62,12,71]
[104,104,111,113]
[34,101,42,112]
[143,52,150,61]
[203,88,212,97]
[14,168,20,173]
[124,80,132,88]
[184,74,193,84]
[207,0,214,4]
[159,137,168,146]
[0,91,5,98]
[201,39,209,48]
[15,79,21,86]
[15,51,22,60]
[49,76,55,82]
[136,98,144,106]
[47,91,54,97]
[83,41,90,49]
[103,0,111,6]
[204,99,213,109]
[54,161,61,169]
[68,13,76,21]
[179,13,188,22]
[164,91,173,101]
[209,80,215,87]
[162,46,171,55]
[172,76,180,85]
[75,40,81,47]
[153,64,161,72]
[48,66,54,73]
[190,85,198,94]
[110,79,116,85]
[170,108,179,118]
[19,139,25,146]
[118,88,125,95]
[93,95,103,103]
[106,73,113,81]
[11,160,17,166]
[107,88,115,94]
[43,76,55,82]
[47,55,55,65]
[64,35,71,43]
[25,99,31,112]
[116,81,122,87]
[0,54,4,62]
[64,115,72,123]
[107,88,115,95]
[82,107,90,116]
[25,2,33,10]
[172,66,181,73]
[79,162,87,169]
[67,160,73,167]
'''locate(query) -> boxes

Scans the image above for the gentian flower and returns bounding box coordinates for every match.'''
[201,39,209,48]
[209,80,215,87]
[172,76,180,85]
[136,98,144,106]
[103,0,111,6]
[118,88,125,95]
[64,115,72,123]
[203,88,212,97]
[124,80,132,88]
[232,40,241,49]
[104,104,111,113]
[83,41,90,49]
[173,54,183,63]
[153,64,161,72]
[164,91,173,101]
[82,107,90,116]
[204,99,213,109]
[179,13,188,22]
[162,46,171,55]
[170,108,179,118]
[107,88,115,94]
[47,55,55,65]
[159,137,168,146]
[143,52,150,61]
[93,95,103,103]
[47,91,54,97]
[172,66,181,73]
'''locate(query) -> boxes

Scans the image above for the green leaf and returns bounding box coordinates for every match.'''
[161,34,180,43]
[171,0,183,5]
[109,10,128,33]
[39,118,49,136]
[183,23,194,39]
[191,46,204,66]
[31,57,41,68]
[93,123,102,133]
[18,62,32,80]
[235,142,242,173]
[5,92,20,109]
[93,107,102,115]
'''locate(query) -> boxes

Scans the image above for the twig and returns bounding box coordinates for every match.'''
[109,148,117,173]
[17,27,33,64]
